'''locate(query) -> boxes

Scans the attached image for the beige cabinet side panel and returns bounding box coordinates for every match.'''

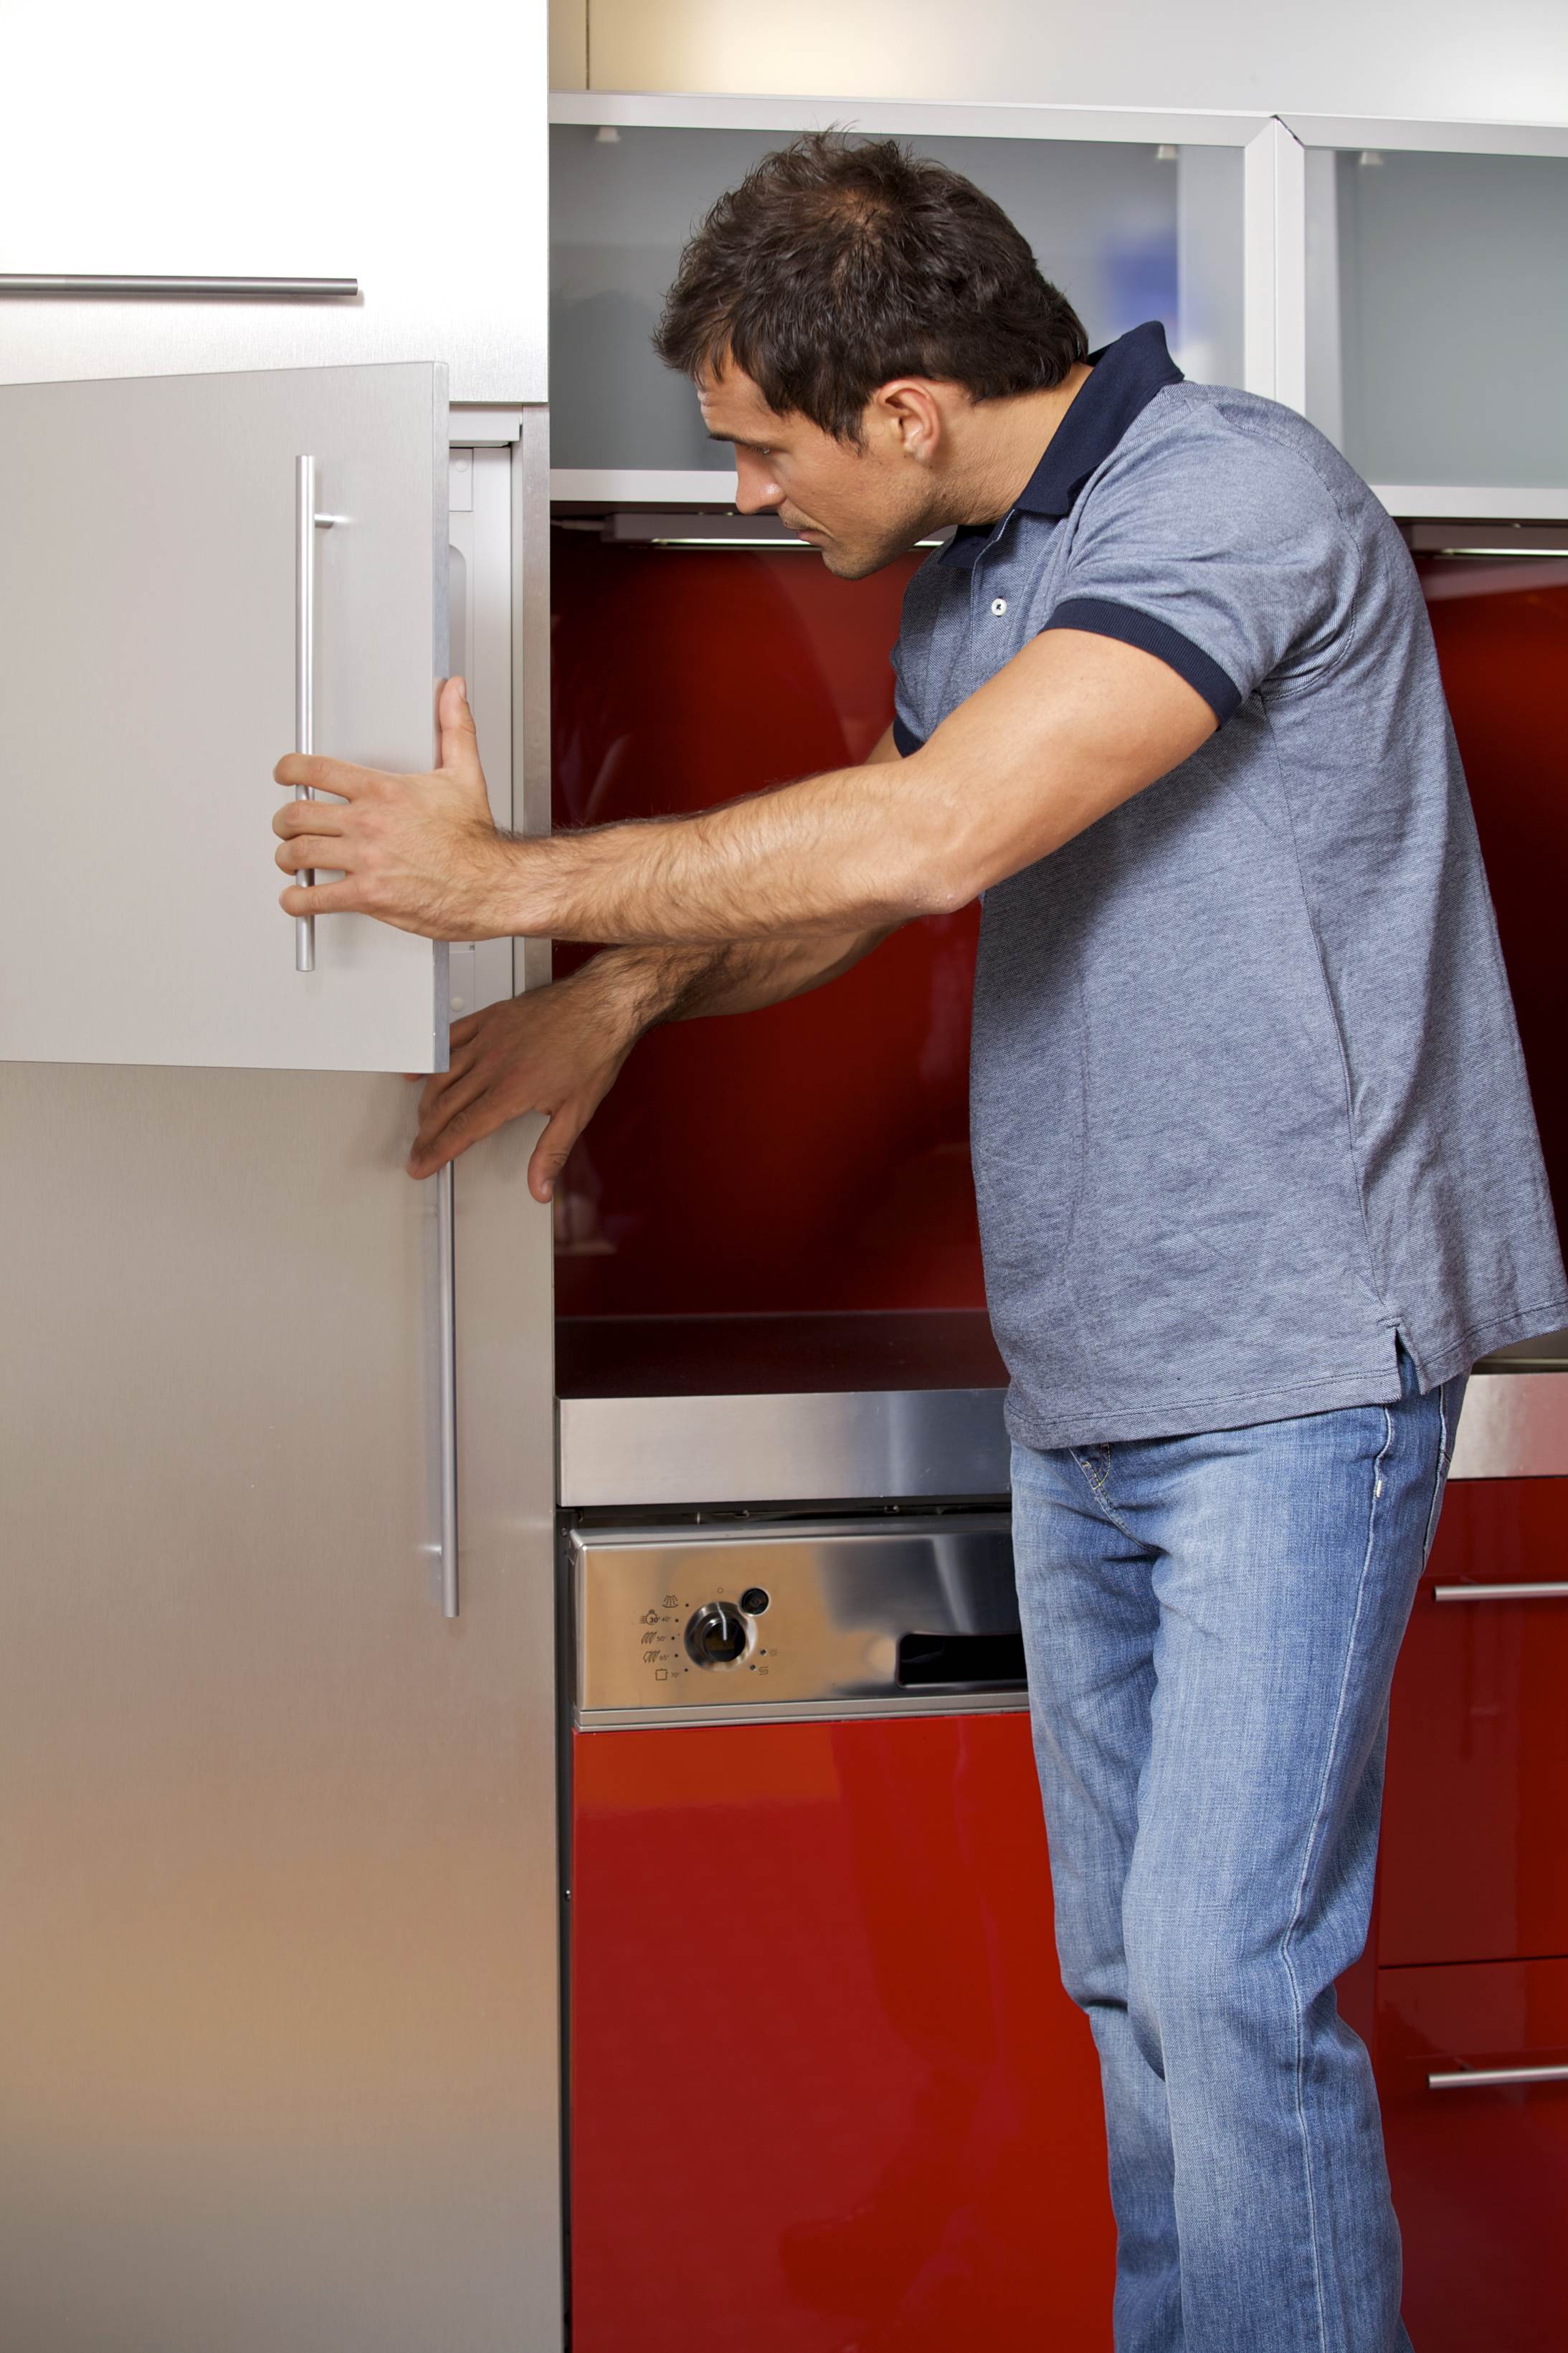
[0,1064,560,2352]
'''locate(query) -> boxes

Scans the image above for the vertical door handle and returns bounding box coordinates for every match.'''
[437,1159,459,1618]
[294,455,319,974]
[293,457,341,974]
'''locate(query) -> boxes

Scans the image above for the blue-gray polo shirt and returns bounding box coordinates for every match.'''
[892,320,1566,1449]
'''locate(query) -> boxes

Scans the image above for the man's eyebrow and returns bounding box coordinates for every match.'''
[707,430,771,452]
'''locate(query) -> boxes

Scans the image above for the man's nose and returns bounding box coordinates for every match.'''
[733,452,783,515]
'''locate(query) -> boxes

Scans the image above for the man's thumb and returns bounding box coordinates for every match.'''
[439,676,484,784]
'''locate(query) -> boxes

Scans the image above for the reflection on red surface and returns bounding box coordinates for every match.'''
[1379,1957,1568,2353]
[569,1713,1113,2353]
[1424,569,1568,1230]
[551,532,984,1318]
[549,547,1567,1326]
[1382,1481,1568,1967]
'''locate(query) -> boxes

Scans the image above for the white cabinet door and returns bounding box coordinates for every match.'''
[0,1,546,401]
[0,362,450,1073]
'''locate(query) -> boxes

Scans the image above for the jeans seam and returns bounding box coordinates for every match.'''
[1278,1399,1396,2353]
[1422,1380,1454,1562]
[1070,1448,1139,1541]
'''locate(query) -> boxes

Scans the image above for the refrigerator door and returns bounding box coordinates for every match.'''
[0,361,450,1073]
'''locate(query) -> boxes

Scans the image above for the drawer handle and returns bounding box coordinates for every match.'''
[1433,1580,1568,1602]
[0,274,358,298]
[1428,2063,1568,2091]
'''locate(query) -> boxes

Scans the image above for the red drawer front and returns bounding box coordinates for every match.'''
[1380,1481,1568,1967]
[1379,1957,1568,2353]
[569,1713,1114,2353]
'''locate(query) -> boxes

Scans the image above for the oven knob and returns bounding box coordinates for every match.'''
[685,1600,749,1667]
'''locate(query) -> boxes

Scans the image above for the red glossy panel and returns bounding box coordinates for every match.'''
[1425,574,1568,1229]
[1377,1957,1568,2353]
[551,533,985,1319]
[1381,1480,1568,1966]
[569,1713,1113,2352]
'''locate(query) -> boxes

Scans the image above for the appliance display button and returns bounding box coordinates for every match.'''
[739,1587,771,1616]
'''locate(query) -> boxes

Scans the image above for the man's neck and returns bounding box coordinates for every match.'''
[945,362,1094,530]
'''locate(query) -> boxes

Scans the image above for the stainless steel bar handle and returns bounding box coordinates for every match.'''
[1434,1580,1568,1602]
[0,274,358,298]
[1428,2062,1568,2091]
[294,456,318,975]
[437,1160,459,1620]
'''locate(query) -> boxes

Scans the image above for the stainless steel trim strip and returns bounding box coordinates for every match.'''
[558,1368,1568,1508]
[1448,1372,1568,1480]
[1427,2063,1568,2091]
[576,1691,1032,1731]
[1434,1580,1568,1602]
[437,1161,459,1619]
[0,274,359,298]
[558,1388,1012,1507]
[293,456,318,974]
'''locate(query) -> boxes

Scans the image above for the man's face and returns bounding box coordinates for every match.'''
[698,361,935,580]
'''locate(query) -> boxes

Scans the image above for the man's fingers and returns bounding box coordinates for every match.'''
[273,798,349,840]
[407,1090,505,1179]
[272,752,382,797]
[280,879,360,918]
[528,1102,587,1204]
[448,1009,485,1051]
[275,835,346,875]
[437,677,485,789]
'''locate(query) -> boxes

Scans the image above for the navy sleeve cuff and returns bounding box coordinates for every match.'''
[1042,596,1242,725]
[891,712,925,757]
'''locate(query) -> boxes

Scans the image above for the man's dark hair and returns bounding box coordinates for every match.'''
[653,131,1088,442]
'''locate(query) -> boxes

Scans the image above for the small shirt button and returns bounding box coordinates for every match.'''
[990,597,1008,617]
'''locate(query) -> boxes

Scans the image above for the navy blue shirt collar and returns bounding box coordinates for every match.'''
[939,320,1183,568]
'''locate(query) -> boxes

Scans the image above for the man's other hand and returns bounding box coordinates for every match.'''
[274,678,517,940]
[407,968,642,1194]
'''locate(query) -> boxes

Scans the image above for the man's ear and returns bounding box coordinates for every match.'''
[868,378,946,466]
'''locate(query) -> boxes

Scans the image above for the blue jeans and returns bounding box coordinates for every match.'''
[1010,1348,1464,2353]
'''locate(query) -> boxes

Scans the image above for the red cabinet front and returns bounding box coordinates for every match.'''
[569,1712,1114,2353]
[1380,1480,1568,1967]
[1379,1957,1568,2353]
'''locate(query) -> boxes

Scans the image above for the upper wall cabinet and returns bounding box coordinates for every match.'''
[549,103,1255,479]
[1295,122,1568,513]
[0,0,546,403]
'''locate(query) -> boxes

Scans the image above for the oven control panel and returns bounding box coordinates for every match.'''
[572,1518,1026,1724]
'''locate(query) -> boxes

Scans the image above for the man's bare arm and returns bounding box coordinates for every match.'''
[406,732,903,1186]
[275,632,1216,946]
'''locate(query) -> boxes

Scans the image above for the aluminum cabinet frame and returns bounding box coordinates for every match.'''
[549,90,1277,503]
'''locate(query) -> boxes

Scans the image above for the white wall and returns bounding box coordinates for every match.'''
[551,0,1568,126]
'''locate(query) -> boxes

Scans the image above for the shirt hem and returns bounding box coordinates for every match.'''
[1004,1354,1403,1454]
[1409,1297,1568,1389]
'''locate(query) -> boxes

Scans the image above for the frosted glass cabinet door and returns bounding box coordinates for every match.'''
[551,126,1245,473]
[1303,146,1568,499]
[0,362,450,1073]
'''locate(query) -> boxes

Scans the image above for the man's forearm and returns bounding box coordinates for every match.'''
[499,761,949,949]
[574,928,883,1040]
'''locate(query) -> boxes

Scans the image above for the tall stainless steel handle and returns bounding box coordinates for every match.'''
[294,457,323,974]
[1428,2062,1568,2091]
[1434,1581,1568,1602]
[437,1160,459,1620]
[0,274,358,298]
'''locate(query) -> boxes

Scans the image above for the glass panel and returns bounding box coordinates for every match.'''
[1306,149,1568,488]
[551,523,989,1373]
[551,126,1245,470]
[1418,551,1568,1234]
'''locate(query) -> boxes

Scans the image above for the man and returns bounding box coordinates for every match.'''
[272,136,1566,2351]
